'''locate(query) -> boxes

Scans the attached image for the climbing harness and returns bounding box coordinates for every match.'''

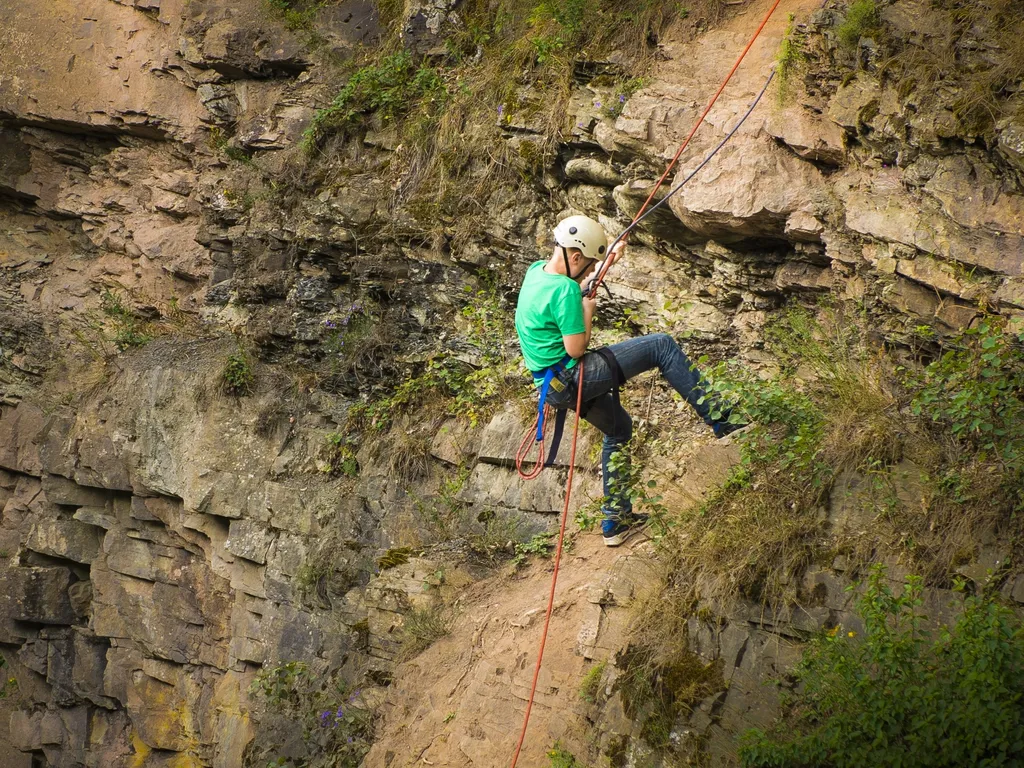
[509,2,784,763]
[515,346,627,478]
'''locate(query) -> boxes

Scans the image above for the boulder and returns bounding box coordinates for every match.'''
[0,567,76,625]
[26,519,103,564]
[668,136,824,242]
[226,519,275,565]
[614,180,704,245]
[765,105,845,165]
[40,475,113,508]
[565,158,623,187]
[104,533,192,585]
[0,404,45,475]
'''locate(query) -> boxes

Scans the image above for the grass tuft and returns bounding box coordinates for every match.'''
[398,602,456,661]
[836,0,879,49]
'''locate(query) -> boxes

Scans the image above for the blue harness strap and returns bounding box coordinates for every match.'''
[532,355,572,467]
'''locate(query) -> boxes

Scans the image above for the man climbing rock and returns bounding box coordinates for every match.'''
[515,214,742,546]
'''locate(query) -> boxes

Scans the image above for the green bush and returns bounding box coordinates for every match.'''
[740,565,1024,768]
[910,319,1024,470]
[579,660,607,703]
[100,289,152,351]
[321,432,359,477]
[836,0,879,49]
[636,307,901,608]
[248,661,374,768]
[341,282,523,440]
[221,348,255,396]
[511,531,556,568]
[264,0,329,32]
[398,602,455,660]
[776,13,806,103]
[547,744,582,767]
[304,51,446,149]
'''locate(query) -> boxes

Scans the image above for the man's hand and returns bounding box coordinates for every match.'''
[582,294,597,319]
[583,241,625,296]
[607,239,626,266]
[564,295,597,358]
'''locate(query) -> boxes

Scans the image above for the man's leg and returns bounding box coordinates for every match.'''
[576,391,633,525]
[604,333,730,429]
[545,353,633,536]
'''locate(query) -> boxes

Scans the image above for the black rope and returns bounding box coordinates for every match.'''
[589,68,778,296]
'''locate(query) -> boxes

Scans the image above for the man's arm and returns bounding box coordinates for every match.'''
[562,242,621,358]
[562,295,597,358]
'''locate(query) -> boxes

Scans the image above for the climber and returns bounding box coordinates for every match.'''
[515,214,743,546]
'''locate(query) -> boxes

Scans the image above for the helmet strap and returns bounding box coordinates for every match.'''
[561,246,592,281]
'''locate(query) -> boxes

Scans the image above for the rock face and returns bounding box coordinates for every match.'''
[1,0,1023,764]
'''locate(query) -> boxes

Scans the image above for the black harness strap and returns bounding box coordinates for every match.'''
[541,347,626,466]
[593,346,626,404]
[579,345,626,420]
[544,409,567,467]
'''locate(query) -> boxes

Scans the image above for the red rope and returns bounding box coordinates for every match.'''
[515,405,549,480]
[509,359,584,767]
[509,2,785,762]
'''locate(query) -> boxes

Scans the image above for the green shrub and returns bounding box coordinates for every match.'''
[0,655,16,699]
[100,289,151,351]
[776,14,806,103]
[909,319,1024,471]
[836,0,879,49]
[617,637,723,750]
[547,744,582,767]
[606,445,672,534]
[264,0,327,32]
[740,565,1024,768]
[512,531,556,568]
[639,307,901,609]
[398,602,455,660]
[221,347,255,396]
[579,660,607,703]
[321,432,360,477]
[340,283,523,447]
[304,51,446,149]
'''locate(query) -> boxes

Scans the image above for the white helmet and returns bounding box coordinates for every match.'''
[553,215,608,261]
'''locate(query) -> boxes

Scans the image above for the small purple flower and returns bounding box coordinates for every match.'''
[619,94,626,103]
[348,737,354,744]
[497,104,504,118]
[594,101,602,108]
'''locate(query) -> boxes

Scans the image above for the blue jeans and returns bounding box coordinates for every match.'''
[544,334,724,521]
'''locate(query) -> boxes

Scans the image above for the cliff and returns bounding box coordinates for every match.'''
[1,0,1023,765]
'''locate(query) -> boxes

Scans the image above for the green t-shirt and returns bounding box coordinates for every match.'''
[515,261,584,378]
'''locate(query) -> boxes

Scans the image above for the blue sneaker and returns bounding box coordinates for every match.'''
[713,420,747,439]
[715,421,754,442]
[602,513,650,547]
